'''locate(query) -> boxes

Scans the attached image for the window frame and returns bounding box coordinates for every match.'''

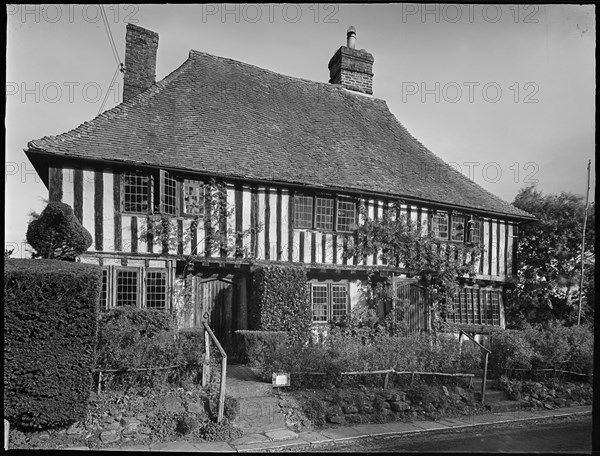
[114,266,141,308]
[447,287,502,327]
[102,265,170,311]
[144,268,169,310]
[432,211,449,240]
[293,193,357,233]
[182,178,206,218]
[121,170,153,215]
[309,281,350,323]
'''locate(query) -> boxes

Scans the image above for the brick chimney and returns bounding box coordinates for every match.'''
[328,26,374,95]
[123,23,159,102]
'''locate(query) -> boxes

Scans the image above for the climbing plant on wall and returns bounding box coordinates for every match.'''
[345,201,482,334]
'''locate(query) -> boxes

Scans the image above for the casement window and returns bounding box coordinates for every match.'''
[102,266,170,311]
[293,195,313,228]
[315,197,335,230]
[467,217,481,244]
[145,270,168,310]
[451,213,466,242]
[293,194,356,232]
[432,212,449,239]
[183,179,205,216]
[432,211,480,244]
[115,268,140,307]
[336,198,357,233]
[122,171,152,214]
[100,269,108,310]
[310,281,349,323]
[161,171,178,215]
[446,287,502,326]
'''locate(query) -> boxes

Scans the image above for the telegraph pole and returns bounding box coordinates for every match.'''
[577,160,591,326]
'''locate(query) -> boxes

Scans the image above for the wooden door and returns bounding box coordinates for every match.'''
[196,279,234,352]
[394,280,431,333]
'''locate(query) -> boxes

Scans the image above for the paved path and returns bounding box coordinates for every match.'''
[76,405,591,452]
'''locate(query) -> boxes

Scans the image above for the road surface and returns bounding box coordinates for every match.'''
[301,416,592,453]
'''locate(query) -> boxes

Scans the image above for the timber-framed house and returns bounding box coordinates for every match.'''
[25,24,534,348]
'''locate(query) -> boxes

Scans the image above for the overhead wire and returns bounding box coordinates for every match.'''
[98,4,124,116]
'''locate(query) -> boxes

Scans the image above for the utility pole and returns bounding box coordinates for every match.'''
[577,160,591,326]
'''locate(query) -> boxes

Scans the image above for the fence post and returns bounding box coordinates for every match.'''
[202,329,211,388]
[384,372,390,389]
[97,371,102,395]
[481,352,489,405]
[218,356,227,423]
[4,419,9,451]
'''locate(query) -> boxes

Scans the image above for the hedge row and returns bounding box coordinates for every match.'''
[488,323,594,377]
[4,259,101,429]
[249,265,311,344]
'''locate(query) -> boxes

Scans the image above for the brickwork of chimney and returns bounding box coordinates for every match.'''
[328,46,374,95]
[123,24,159,102]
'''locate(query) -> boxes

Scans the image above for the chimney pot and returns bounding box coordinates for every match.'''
[328,26,374,95]
[346,26,356,49]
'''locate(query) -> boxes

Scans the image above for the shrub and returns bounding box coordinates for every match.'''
[4,259,101,429]
[489,325,594,378]
[235,330,288,366]
[249,265,311,344]
[95,307,204,389]
[489,329,536,376]
[26,202,92,260]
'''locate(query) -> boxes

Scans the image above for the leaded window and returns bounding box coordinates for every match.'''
[432,212,449,239]
[315,197,334,230]
[146,270,167,310]
[451,214,466,242]
[116,269,139,307]
[294,195,313,228]
[123,172,150,213]
[162,172,178,215]
[183,179,204,216]
[336,199,356,232]
[311,284,328,322]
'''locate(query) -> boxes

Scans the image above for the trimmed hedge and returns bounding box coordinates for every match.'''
[249,265,311,344]
[235,330,288,366]
[4,259,101,429]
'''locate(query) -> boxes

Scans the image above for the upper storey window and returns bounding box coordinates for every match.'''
[183,179,205,216]
[432,211,481,244]
[123,171,151,214]
[293,194,356,233]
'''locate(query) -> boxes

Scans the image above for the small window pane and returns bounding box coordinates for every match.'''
[163,172,177,215]
[459,289,467,324]
[294,195,313,228]
[311,284,328,322]
[337,199,356,232]
[146,271,167,310]
[467,217,481,244]
[451,214,466,241]
[123,172,150,213]
[184,179,204,216]
[315,197,334,230]
[491,291,501,326]
[432,212,449,239]
[331,285,348,320]
[100,269,108,310]
[116,270,138,307]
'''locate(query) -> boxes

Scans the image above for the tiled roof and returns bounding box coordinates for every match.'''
[27,50,533,220]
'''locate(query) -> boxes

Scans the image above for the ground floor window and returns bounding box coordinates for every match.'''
[447,287,501,326]
[310,281,349,322]
[101,266,170,311]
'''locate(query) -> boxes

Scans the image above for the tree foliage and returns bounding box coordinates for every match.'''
[345,202,482,333]
[508,186,595,327]
[26,202,93,261]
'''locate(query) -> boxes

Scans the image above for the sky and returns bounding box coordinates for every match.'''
[5,3,596,258]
